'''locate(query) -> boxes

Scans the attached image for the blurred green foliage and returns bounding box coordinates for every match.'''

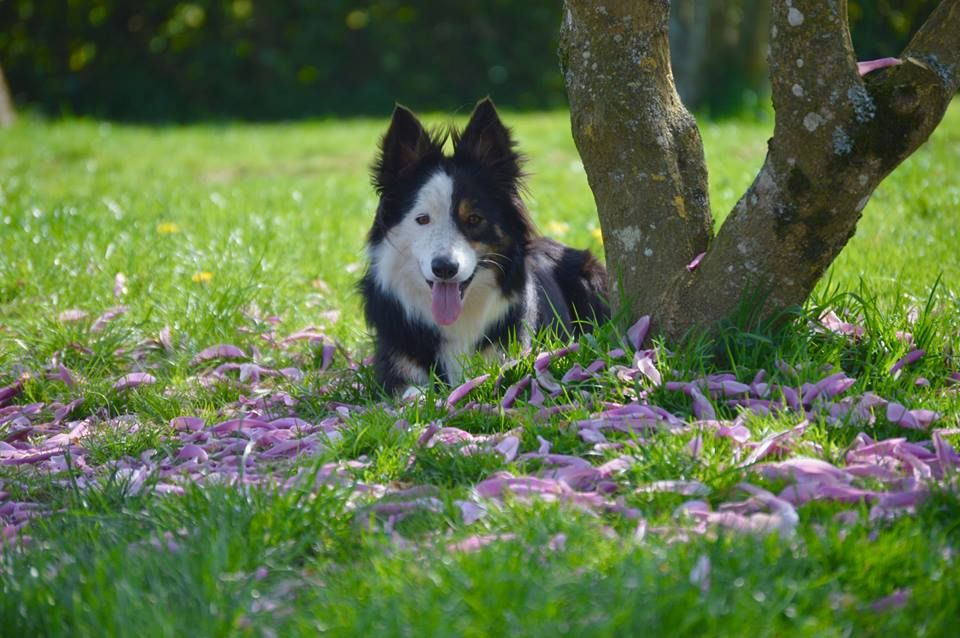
[0,0,942,120]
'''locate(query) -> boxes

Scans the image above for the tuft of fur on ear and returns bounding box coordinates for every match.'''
[372,105,446,194]
[453,97,524,191]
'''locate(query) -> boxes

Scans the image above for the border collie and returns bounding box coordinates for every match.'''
[360,98,608,395]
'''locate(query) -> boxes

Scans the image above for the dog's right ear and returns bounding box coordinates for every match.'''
[372,105,442,194]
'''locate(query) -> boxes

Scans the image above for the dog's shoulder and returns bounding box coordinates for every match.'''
[528,237,609,334]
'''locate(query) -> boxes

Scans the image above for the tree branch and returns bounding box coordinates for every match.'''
[655,0,960,339]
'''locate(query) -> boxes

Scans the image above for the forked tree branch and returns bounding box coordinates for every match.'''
[562,0,958,340]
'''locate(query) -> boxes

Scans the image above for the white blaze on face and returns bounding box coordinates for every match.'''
[369,170,478,324]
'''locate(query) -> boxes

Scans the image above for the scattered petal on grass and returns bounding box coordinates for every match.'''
[869,587,911,612]
[501,375,531,409]
[634,353,661,386]
[819,310,864,338]
[170,416,204,431]
[113,373,157,391]
[191,344,247,365]
[689,388,716,421]
[627,316,651,350]
[91,305,128,333]
[0,381,23,406]
[113,272,128,299]
[889,349,925,375]
[689,554,711,593]
[58,309,89,322]
[447,374,490,407]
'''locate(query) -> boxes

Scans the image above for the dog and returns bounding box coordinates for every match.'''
[360,98,609,395]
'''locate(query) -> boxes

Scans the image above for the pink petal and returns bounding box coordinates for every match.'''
[886,402,921,429]
[113,272,128,299]
[627,316,651,350]
[170,416,204,431]
[91,305,128,333]
[686,252,706,272]
[690,388,716,420]
[501,375,531,409]
[191,344,247,365]
[58,309,89,322]
[447,374,491,407]
[113,372,157,391]
[857,57,902,76]
[175,444,208,463]
[494,435,520,462]
[890,349,925,375]
[634,353,662,386]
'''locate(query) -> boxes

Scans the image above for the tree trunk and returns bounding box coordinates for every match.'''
[560,0,960,341]
[0,63,15,128]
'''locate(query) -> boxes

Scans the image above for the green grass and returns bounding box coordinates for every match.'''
[2,102,960,637]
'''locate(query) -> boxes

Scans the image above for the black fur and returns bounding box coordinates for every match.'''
[361,98,609,394]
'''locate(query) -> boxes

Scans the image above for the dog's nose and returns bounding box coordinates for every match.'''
[431,256,459,280]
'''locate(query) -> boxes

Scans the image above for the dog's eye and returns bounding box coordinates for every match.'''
[415,215,430,225]
[466,214,482,226]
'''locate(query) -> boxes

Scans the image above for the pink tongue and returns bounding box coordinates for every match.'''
[431,282,463,326]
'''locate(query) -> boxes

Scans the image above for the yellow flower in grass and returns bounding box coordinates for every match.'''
[192,271,213,283]
[157,222,180,234]
[544,220,570,236]
[591,227,604,244]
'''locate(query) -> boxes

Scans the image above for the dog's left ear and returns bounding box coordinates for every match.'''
[454,97,523,187]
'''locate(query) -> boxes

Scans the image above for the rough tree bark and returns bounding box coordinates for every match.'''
[560,0,960,340]
[0,63,15,128]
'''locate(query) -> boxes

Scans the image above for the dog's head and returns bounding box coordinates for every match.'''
[367,98,533,327]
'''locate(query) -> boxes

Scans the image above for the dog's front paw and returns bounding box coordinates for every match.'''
[400,385,426,403]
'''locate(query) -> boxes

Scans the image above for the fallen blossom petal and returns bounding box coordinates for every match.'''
[46,365,76,387]
[176,444,208,463]
[170,416,204,431]
[113,373,157,391]
[191,344,247,365]
[634,353,662,386]
[889,349,925,375]
[869,587,911,612]
[113,272,128,299]
[561,364,593,383]
[417,422,441,447]
[455,500,488,525]
[533,343,580,374]
[686,252,706,272]
[0,381,23,406]
[690,388,716,421]
[689,554,711,593]
[819,310,864,338]
[758,457,852,483]
[447,374,490,407]
[627,316,651,350]
[857,57,902,76]
[91,306,128,333]
[637,480,709,496]
[536,369,562,395]
[58,309,88,322]
[501,375,531,409]
[494,435,520,462]
[886,402,921,429]
[320,344,336,371]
